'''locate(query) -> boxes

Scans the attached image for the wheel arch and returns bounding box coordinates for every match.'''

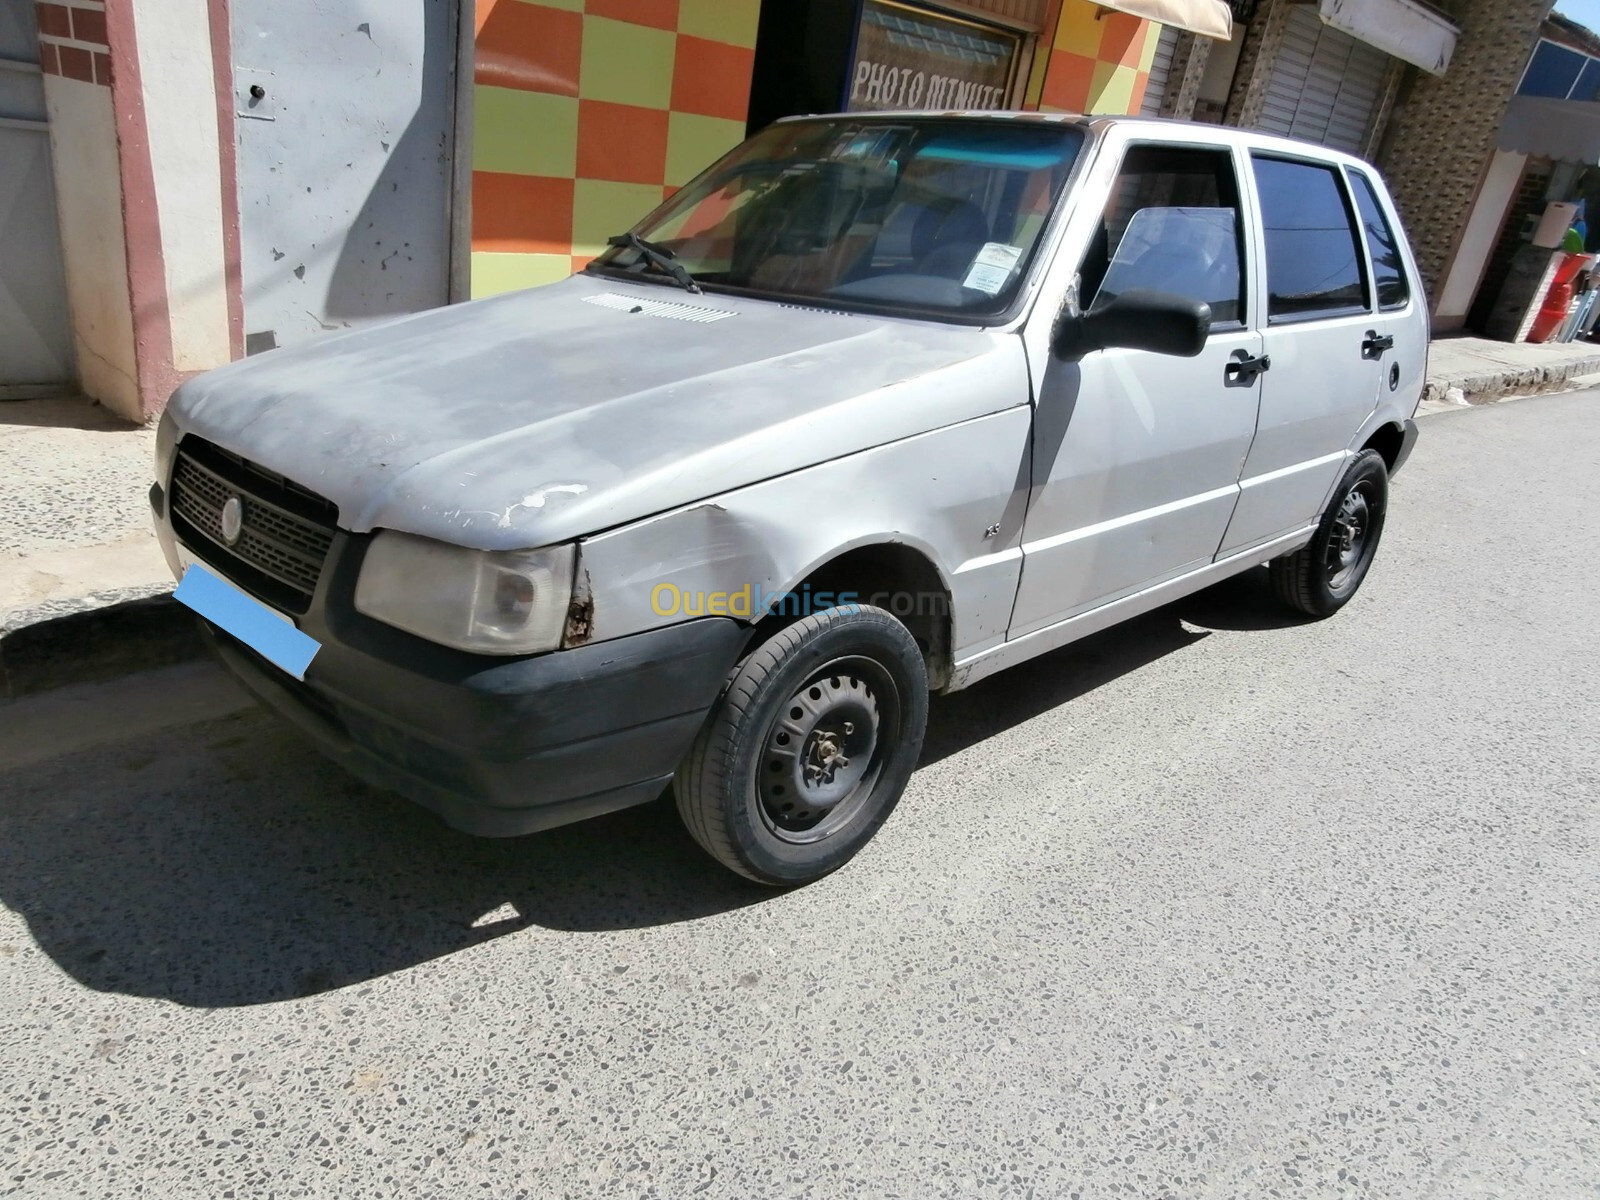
[756,540,956,691]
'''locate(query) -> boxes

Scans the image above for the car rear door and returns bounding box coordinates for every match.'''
[1217,152,1384,557]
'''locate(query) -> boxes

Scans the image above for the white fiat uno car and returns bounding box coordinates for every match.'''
[153,113,1425,885]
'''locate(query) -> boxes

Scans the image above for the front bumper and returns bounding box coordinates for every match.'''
[152,484,749,836]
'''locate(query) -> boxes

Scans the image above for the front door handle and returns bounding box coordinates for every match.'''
[1362,331,1395,359]
[1225,350,1270,384]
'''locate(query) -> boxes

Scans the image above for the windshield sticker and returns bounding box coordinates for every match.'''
[963,242,1023,294]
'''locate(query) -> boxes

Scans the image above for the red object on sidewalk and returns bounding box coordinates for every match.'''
[1527,253,1590,343]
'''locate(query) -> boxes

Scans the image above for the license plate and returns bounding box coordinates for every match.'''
[174,563,321,680]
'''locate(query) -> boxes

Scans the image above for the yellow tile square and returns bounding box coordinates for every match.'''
[677,0,761,47]
[473,87,578,176]
[472,251,574,298]
[1087,62,1136,115]
[579,16,675,109]
[665,112,745,188]
[572,179,672,258]
[1054,0,1104,55]
[1137,22,1163,72]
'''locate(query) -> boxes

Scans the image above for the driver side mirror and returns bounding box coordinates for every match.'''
[1053,289,1213,361]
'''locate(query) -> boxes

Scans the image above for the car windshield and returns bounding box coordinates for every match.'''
[588,118,1085,320]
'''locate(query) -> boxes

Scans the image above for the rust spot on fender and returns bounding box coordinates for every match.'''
[564,569,595,645]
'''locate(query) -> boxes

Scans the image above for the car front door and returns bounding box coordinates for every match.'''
[1009,141,1264,639]
[1217,153,1385,556]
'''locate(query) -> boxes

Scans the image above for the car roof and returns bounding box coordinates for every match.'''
[772,110,1381,171]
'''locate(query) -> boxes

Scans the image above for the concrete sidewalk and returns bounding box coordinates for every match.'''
[2,333,1596,697]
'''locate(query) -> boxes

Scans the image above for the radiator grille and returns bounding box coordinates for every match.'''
[169,437,338,614]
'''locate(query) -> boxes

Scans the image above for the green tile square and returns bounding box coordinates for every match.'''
[473,86,578,176]
[472,251,573,298]
[579,16,675,109]
[665,112,745,188]
[677,0,760,47]
[572,179,671,258]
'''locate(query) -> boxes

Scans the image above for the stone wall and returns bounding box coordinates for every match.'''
[1379,0,1555,302]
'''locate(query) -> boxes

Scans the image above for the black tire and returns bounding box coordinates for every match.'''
[674,605,929,886]
[1270,448,1389,618]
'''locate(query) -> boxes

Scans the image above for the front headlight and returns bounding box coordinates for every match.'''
[354,532,575,655]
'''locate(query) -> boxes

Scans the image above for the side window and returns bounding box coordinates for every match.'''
[1252,155,1367,320]
[1079,145,1245,324]
[1349,170,1409,311]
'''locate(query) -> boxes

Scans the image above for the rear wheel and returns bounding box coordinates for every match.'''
[1270,448,1389,618]
[674,605,928,886]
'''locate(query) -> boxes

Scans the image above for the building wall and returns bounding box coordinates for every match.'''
[1379,0,1554,303]
[470,0,1160,297]
[1037,0,1165,115]
[35,1,140,419]
[129,0,232,373]
[35,0,237,421]
[470,0,761,298]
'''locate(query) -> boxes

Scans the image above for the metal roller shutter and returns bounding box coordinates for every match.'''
[1257,5,1389,154]
[1140,24,1184,116]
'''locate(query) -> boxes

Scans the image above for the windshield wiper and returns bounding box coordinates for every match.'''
[606,232,701,294]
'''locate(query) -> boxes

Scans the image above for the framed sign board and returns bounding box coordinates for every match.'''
[847,0,1025,113]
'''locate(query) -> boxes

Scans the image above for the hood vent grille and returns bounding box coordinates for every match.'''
[583,292,735,323]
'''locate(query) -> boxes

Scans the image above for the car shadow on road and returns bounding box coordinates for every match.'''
[0,577,1285,1008]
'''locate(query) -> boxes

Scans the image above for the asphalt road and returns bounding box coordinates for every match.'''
[3,391,1598,1199]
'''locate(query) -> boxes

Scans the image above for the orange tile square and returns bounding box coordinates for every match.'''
[476,2,582,96]
[1040,50,1096,112]
[1129,69,1151,112]
[586,0,678,30]
[472,171,576,252]
[576,99,670,184]
[670,35,754,121]
[1099,12,1146,69]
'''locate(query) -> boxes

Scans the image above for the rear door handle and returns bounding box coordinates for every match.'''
[1225,350,1270,384]
[1362,331,1395,359]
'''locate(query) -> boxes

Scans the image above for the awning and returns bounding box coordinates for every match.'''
[1094,0,1231,41]
[1498,94,1600,163]
[1319,0,1459,76]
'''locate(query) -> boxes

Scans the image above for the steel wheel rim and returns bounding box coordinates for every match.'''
[757,655,900,845]
[1327,481,1374,592]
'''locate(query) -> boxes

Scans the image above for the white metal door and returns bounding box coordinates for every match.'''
[1256,5,1389,154]
[231,0,457,353]
[0,2,73,385]
[1139,25,1183,117]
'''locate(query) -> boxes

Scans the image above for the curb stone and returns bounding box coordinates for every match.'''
[1420,352,1600,406]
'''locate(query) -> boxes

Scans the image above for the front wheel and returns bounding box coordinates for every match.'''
[1270,448,1389,618]
[674,605,929,886]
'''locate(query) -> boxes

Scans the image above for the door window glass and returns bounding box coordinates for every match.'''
[1349,170,1409,310]
[1079,145,1244,324]
[1252,155,1367,319]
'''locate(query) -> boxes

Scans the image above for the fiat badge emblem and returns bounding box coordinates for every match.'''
[220,496,244,546]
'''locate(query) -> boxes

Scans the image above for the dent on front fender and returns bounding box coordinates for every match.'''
[574,405,1034,663]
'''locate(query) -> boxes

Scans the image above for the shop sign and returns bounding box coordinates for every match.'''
[848,0,1023,113]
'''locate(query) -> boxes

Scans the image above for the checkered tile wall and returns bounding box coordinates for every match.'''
[1037,0,1163,116]
[471,0,760,297]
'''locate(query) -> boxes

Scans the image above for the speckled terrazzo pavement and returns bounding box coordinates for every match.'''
[1,391,1597,1197]
[0,398,167,623]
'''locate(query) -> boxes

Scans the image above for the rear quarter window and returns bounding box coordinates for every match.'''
[1348,170,1410,311]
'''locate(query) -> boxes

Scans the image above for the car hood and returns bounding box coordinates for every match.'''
[166,274,1027,549]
